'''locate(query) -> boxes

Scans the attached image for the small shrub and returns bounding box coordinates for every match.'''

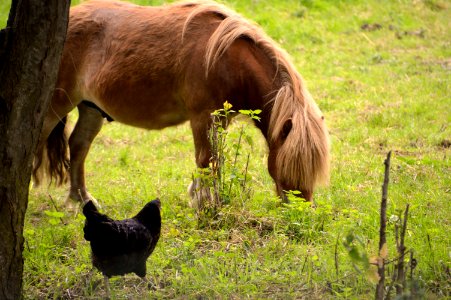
[195,102,261,225]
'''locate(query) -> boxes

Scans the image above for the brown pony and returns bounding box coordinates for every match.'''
[34,0,330,206]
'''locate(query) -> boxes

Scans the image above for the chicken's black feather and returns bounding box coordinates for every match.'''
[82,199,161,278]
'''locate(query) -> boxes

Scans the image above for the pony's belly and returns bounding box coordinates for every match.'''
[106,104,189,130]
[83,86,189,129]
[84,73,190,129]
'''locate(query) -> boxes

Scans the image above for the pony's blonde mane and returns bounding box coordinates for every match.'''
[182,1,330,192]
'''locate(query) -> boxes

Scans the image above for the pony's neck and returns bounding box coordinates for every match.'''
[229,43,282,141]
[248,91,276,141]
[244,63,282,141]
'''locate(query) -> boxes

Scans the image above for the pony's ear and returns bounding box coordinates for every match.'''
[281,118,292,141]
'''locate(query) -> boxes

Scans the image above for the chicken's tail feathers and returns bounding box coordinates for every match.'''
[150,198,161,209]
[134,198,162,226]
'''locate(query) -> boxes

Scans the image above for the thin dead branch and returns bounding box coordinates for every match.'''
[335,234,340,278]
[47,193,67,225]
[396,204,410,295]
[376,151,391,300]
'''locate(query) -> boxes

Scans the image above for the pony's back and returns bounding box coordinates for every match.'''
[61,0,241,127]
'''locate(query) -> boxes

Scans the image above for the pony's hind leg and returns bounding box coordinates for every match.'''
[33,109,72,187]
[65,101,104,207]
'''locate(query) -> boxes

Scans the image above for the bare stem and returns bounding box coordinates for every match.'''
[396,204,410,295]
[334,234,340,278]
[376,151,391,300]
[228,124,244,196]
[47,193,66,225]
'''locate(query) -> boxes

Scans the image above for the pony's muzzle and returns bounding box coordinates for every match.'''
[277,184,313,203]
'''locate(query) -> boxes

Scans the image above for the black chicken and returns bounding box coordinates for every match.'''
[83,198,161,295]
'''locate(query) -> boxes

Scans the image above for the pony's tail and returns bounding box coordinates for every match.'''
[33,116,70,186]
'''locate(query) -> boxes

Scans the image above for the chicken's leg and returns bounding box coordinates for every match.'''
[141,276,157,291]
[104,275,111,299]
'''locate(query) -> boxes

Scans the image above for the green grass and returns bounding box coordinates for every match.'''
[2,0,450,298]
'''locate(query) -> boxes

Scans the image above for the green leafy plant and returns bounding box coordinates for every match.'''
[195,101,261,224]
[281,190,333,243]
[343,232,370,273]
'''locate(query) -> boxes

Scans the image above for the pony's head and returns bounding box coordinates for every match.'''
[184,0,330,201]
[267,79,330,201]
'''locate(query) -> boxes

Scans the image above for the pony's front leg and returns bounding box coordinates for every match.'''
[188,114,213,210]
[65,102,104,208]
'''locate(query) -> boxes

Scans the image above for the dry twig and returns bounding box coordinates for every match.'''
[396,204,410,295]
[376,151,391,300]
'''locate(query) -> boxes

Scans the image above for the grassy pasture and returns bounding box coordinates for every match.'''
[2,0,450,298]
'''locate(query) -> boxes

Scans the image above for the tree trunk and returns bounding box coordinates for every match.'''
[0,0,70,298]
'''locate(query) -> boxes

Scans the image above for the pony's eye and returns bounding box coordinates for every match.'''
[281,119,292,140]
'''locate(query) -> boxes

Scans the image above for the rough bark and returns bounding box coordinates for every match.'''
[0,0,70,298]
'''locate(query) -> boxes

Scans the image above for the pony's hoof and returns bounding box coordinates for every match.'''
[65,190,100,212]
[63,197,81,213]
[189,196,201,210]
[188,181,211,210]
[83,196,100,208]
